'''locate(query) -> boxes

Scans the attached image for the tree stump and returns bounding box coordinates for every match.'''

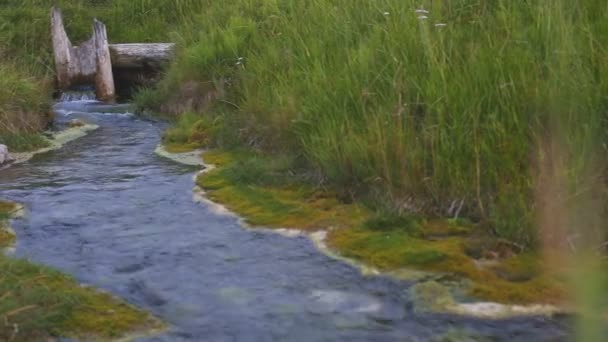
[51,6,115,101]
[51,7,174,102]
[93,19,115,102]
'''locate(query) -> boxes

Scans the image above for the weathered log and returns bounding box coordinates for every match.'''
[51,6,115,99]
[51,7,174,101]
[93,19,115,102]
[51,7,72,89]
[51,6,97,87]
[108,44,175,69]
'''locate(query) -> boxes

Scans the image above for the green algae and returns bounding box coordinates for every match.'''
[0,200,162,341]
[0,200,18,246]
[328,224,569,305]
[198,150,368,232]
[194,148,571,307]
[410,281,456,313]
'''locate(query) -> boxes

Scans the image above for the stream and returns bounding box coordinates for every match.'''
[0,98,569,341]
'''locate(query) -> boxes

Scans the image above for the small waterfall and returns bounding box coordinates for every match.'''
[58,89,97,102]
[54,86,133,116]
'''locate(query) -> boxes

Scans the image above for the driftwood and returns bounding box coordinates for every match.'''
[51,7,174,102]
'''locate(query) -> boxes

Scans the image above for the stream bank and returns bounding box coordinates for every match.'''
[0,98,572,341]
[188,149,570,314]
[0,199,162,341]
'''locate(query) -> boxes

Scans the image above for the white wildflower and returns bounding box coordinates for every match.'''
[383,11,390,16]
[418,15,428,20]
[415,9,429,14]
[435,23,447,27]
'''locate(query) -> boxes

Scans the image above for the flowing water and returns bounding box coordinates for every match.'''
[0,99,570,341]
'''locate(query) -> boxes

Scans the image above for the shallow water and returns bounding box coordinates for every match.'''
[0,101,570,341]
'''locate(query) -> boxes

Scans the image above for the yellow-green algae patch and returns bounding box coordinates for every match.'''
[198,151,368,231]
[195,149,571,309]
[0,200,19,247]
[0,200,163,341]
[328,225,568,305]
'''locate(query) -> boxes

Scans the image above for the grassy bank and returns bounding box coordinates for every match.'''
[140,0,607,249]
[139,0,606,315]
[0,201,161,340]
[0,61,51,151]
[195,149,578,306]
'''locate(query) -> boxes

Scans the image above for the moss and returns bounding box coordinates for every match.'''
[58,286,157,339]
[491,253,542,282]
[0,200,18,216]
[196,149,571,306]
[0,258,160,341]
[363,212,419,234]
[0,200,161,340]
[0,226,16,246]
[198,150,368,231]
[421,219,474,238]
[410,281,456,313]
[327,224,568,304]
[164,143,202,154]
[328,226,450,269]
[0,200,17,246]
[161,114,217,153]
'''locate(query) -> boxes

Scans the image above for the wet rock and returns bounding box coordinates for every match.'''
[68,118,86,127]
[0,144,14,165]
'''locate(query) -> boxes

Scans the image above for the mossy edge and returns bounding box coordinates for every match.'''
[0,200,165,340]
[159,145,572,317]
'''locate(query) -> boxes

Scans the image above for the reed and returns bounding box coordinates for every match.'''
[135,0,607,247]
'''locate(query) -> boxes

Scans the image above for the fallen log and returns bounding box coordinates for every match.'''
[109,44,175,69]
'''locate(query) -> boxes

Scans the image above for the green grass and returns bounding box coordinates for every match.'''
[0,60,52,151]
[131,0,607,248]
[0,132,49,152]
[0,201,160,340]
[3,1,603,246]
